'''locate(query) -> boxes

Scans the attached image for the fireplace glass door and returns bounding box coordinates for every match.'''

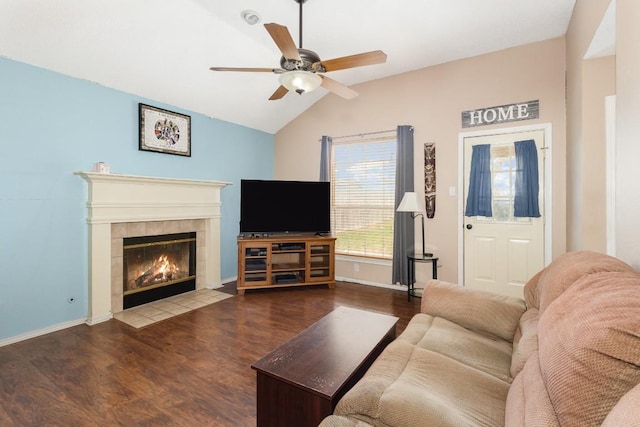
[123,232,196,309]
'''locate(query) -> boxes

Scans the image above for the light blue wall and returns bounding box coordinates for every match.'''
[0,57,274,341]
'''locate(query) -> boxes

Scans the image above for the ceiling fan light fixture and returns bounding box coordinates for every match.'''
[279,70,322,95]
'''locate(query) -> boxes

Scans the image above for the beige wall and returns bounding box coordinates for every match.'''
[581,56,615,251]
[566,0,640,269]
[615,0,640,268]
[275,38,567,286]
[565,0,612,251]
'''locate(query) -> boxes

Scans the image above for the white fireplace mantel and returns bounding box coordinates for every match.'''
[75,172,230,325]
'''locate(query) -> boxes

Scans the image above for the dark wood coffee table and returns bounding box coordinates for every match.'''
[251,306,399,427]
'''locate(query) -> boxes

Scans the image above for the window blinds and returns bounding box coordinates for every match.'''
[331,138,397,258]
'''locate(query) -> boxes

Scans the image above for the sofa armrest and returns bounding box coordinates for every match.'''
[420,280,526,341]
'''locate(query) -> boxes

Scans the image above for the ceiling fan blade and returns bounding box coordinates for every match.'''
[269,85,289,101]
[314,50,387,72]
[209,67,283,73]
[320,76,358,100]
[264,23,302,62]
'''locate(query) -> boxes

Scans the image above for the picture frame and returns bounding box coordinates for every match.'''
[139,103,191,157]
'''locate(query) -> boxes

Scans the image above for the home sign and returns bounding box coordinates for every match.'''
[461,100,539,128]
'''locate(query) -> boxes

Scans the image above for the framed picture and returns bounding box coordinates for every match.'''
[139,103,191,157]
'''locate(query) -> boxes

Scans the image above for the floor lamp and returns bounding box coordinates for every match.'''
[397,192,432,257]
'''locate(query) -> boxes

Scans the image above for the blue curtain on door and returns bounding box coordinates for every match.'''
[465,144,492,217]
[514,139,541,218]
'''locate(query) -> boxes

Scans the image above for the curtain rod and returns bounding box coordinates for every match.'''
[331,135,397,144]
[320,129,396,142]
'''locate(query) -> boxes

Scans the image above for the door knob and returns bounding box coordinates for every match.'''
[466,224,473,230]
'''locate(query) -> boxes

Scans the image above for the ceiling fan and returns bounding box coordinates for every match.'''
[210,0,387,101]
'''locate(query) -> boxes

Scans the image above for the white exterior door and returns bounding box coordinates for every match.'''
[462,129,545,298]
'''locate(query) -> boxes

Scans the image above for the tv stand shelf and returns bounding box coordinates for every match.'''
[237,235,336,295]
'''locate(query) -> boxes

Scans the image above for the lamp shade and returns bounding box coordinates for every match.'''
[279,70,322,95]
[396,192,424,213]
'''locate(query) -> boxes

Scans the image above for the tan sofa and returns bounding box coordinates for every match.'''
[320,251,640,426]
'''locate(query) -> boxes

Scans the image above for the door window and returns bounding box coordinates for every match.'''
[477,144,531,224]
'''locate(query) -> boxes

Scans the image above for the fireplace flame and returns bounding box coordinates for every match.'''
[134,254,180,288]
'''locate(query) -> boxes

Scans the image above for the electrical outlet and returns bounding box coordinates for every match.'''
[354,263,360,272]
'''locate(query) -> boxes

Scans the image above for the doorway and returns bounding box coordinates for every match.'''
[458,124,552,298]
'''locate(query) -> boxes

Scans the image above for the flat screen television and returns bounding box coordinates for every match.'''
[240,179,330,235]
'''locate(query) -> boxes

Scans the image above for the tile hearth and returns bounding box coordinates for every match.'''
[113,288,232,328]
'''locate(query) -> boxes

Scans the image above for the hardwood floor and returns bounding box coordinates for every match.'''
[0,282,420,426]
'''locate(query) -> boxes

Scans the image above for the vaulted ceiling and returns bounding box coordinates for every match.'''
[0,0,576,134]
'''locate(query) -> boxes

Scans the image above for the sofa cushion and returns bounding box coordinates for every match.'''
[400,313,513,382]
[505,352,560,427]
[602,383,640,426]
[522,270,543,309]
[510,308,539,378]
[333,340,511,427]
[538,271,640,426]
[421,280,525,341]
[319,415,373,427]
[525,251,634,312]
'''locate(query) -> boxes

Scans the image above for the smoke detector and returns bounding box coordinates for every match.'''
[241,10,261,25]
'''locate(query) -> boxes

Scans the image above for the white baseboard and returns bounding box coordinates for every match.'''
[336,276,406,292]
[0,317,88,348]
[86,313,113,326]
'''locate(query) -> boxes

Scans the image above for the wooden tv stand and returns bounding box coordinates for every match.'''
[237,235,336,295]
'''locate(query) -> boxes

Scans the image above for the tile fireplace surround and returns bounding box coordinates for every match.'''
[75,172,229,325]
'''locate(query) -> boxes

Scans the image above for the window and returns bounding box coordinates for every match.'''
[331,138,397,258]
[491,144,516,222]
[478,144,531,223]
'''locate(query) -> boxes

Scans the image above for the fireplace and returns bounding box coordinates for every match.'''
[75,172,229,325]
[123,232,196,309]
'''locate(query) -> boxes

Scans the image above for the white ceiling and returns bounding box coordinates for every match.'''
[585,0,616,59]
[0,0,576,134]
